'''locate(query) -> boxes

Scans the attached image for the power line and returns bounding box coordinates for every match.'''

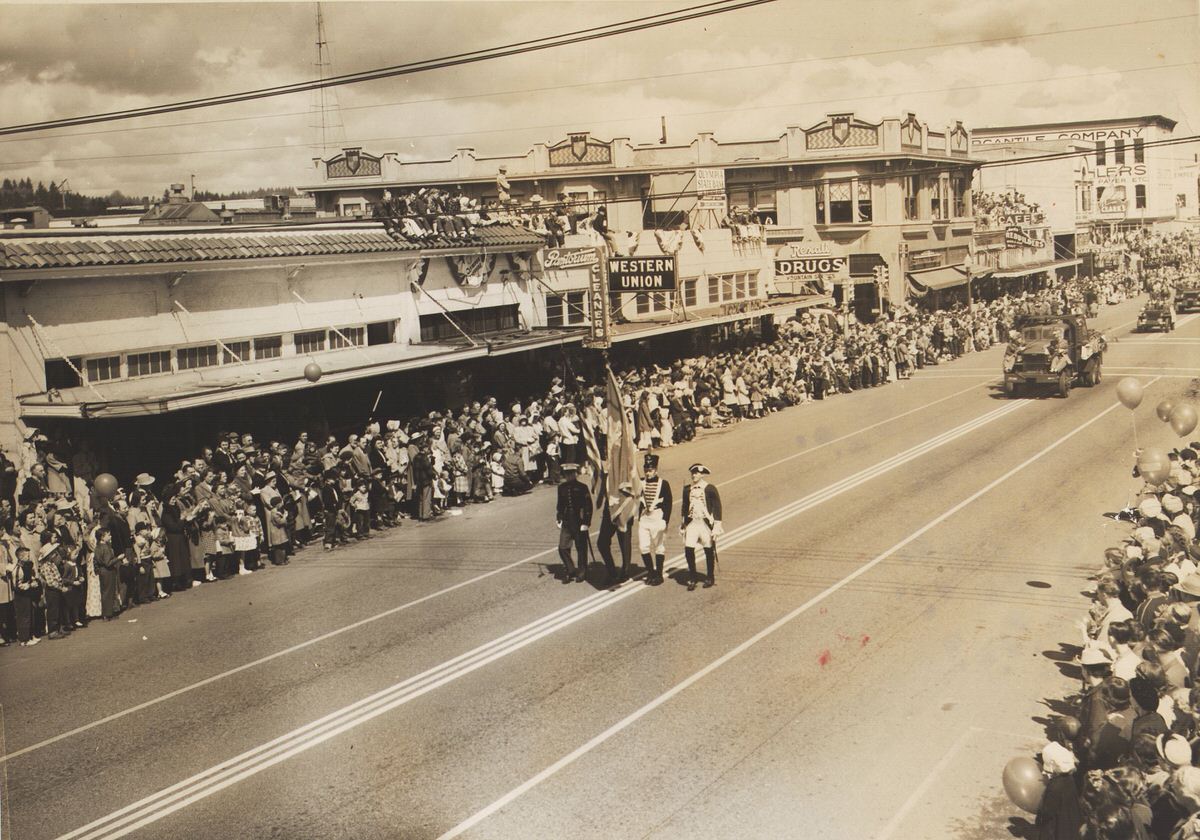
[0,0,775,138]
[5,61,1194,168]
[2,12,1193,147]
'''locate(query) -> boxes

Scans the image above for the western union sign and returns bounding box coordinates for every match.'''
[607,256,677,292]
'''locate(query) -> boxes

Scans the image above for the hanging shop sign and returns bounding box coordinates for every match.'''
[607,256,677,292]
[584,247,611,349]
[695,168,727,211]
[544,247,600,271]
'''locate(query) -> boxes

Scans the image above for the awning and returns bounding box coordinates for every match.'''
[906,265,968,293]
[990,258,1083,279]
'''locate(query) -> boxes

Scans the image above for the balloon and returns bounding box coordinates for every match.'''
[1137,446,1171,486]
[1002,756,1045,814]
[1157,400,1176,422]
[93,473,119,499]
[1170,404,1198,438]
[303,362,322,383]
[1116,377,1144,410]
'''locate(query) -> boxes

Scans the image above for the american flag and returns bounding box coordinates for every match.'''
[604,364,641,518]
[581,400,603,503]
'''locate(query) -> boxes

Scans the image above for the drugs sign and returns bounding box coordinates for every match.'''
[607,256,677,292]
[774,256,848,276]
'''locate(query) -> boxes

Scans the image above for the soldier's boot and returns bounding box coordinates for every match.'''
[703,547,716,588]
[655,554,666,586]
[558,549,576,584]
[641,553,655,583]
[684,548,697,591]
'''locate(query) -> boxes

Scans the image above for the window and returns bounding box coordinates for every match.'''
[650,292,669,312]
[366,321,394,346]
[1114,139,1125,165]
[828,180,853,223]
[254,336,283,360]
[329,326,365,350]
[45,358,82,390]
[294,330,327,354]
[84,356,121,382]
[929,176,947,220]
[951,173,968,217]
[682,279,697,308]
[1133,138,1144,163]
[708,274,720,303]
[1096,141,1107,165]
[177,345,218,370]
[902,175,919,220]
[814,183,827,224]
[736,274,747,299]
[721,275,735,301]
[856,181,872,222]
[546,292,586,327]
[747,273,759,298]
[635,294,651,315]
[1179,193,1189,209]
[221,341,250,364]
[128,350,171,378]
[418,304,519,342]
[1135,185,1147,209]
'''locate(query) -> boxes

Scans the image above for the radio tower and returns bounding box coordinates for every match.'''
[310,3,346,158]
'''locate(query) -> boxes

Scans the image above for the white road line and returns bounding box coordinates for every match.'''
[58,400,1028,839]
[874,727,980,840]
[6,381,986,765]
[435,393,1133,840]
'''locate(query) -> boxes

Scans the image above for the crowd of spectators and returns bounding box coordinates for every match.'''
[0,255,1179,649]
[1027,441,1200,839]
[974,189,1046,230]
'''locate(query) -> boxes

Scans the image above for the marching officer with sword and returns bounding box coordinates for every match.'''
[680,463,723,591]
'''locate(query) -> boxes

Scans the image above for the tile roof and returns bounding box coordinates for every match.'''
[0,224,546,271]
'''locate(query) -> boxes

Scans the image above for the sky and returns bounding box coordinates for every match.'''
[0,0,1197,198]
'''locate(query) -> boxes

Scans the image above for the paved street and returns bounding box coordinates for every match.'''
[4,295,1200,840]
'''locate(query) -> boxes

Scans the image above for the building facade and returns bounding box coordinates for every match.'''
[302,111,982,318]
[972,116,1182,238]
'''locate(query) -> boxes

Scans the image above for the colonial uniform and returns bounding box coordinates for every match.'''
[556,465,593,582]
[637,454,673,585]
[680,463,723,590]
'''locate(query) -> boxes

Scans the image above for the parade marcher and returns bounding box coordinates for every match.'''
[680,463,723,591]
[637,454,673,586]
[597,477,635,585]
[555,463,592,583]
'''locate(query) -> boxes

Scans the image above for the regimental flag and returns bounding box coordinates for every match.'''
[605,364,641,521]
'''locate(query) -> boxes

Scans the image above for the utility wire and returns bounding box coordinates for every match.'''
[5,61,1195,168]
[2,12,1192,146]
[0,0,775,137]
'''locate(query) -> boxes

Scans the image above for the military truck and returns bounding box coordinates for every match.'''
[1002,313,1107,398]
[1177,278,1200,313]
[1137,288,1176,332]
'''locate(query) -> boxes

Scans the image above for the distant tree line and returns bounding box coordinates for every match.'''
[0,178,301,217]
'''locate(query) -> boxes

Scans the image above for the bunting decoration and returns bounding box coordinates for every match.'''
[405,258,430,288]
[446,253,495,288]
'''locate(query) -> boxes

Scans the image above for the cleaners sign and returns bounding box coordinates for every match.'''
[607,256,677,292]
[774,256,848,276]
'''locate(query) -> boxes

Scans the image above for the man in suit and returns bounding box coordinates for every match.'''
[556,463,592,583]
[680,463,723,591]
[638,454,673,585]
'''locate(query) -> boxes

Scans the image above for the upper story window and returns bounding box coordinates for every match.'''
[856,181,872,222]
[828,181,853,223]
[1133,138,1145,163]
[1114,139,1126,165]
[177,345,218,371]
[902,175,919,221]
[1096,141,1107,165]
[86,356,121,382]
[294,330,327,355]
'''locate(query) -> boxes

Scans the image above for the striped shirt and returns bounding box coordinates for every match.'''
[642,477,661,514]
